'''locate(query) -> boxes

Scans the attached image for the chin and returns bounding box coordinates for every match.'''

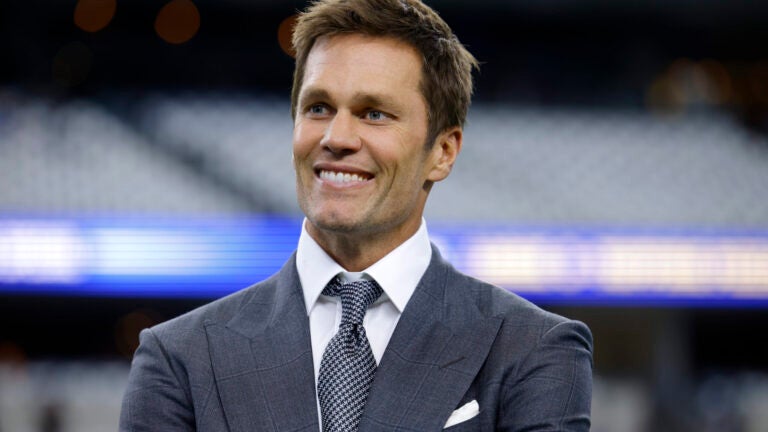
[307,211,367,234]
[315,220,366,235]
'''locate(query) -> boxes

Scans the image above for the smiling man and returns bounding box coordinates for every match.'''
[120,1,593,431]
[292,33,458,272]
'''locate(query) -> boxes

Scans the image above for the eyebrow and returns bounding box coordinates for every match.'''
[298,88,331,106]
[299,87,400,111]
[352,92,398,111]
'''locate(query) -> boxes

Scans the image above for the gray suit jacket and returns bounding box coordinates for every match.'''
[120,246,593,431]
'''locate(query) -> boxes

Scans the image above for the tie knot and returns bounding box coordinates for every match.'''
[323,278,383,326]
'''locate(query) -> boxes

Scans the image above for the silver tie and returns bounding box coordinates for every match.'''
[317,278,383,432]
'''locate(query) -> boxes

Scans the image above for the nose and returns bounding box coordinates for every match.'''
[320,110,362,154]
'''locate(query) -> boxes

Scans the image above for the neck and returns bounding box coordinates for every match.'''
[306,218,422,272]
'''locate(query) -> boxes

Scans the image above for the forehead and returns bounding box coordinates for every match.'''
[300,34,424,99]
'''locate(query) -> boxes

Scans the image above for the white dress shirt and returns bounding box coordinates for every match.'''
[295,218,432,425]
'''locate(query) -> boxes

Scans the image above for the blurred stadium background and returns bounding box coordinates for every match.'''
[2,0,768,430]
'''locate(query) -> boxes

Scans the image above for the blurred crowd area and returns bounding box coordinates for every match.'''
[2,0,768,431]
[2,91,767,225]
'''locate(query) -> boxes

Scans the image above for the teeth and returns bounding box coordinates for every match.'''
[320,170,369,184]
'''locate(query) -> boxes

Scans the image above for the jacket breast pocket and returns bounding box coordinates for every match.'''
[442,411,483,431]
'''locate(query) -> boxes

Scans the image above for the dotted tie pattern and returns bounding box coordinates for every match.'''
[318,278,384,432]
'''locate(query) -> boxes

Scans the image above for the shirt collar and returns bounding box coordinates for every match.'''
[296,218,432,315]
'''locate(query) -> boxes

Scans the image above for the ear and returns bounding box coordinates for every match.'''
[426,127,462,183]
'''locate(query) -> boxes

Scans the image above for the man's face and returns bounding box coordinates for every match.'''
[293,34,447,245]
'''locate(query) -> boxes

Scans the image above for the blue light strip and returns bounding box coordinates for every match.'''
[2,217,768,306]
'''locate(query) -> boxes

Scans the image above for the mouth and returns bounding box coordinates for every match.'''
[316,168,374,185]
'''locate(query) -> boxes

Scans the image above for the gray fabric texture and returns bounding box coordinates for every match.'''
[120,245,593,431]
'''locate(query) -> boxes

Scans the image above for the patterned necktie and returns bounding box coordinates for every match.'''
[318,277,383,432]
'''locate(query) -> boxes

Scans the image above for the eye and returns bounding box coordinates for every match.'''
[306,103,329,117]
[365,110,388,121]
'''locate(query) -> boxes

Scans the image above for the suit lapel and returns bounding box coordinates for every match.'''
[361,246,503,431]
[206,255,319,432]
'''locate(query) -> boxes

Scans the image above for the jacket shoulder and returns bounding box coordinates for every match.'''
[149,272,281,346]
[446,267,570,328]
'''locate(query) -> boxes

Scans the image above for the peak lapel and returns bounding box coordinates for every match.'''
[361,246,503,431]
[206,255,319,432]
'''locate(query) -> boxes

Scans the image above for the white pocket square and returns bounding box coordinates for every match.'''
[443,399,479,429]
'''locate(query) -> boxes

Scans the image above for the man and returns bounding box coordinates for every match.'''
[120,0,593,430]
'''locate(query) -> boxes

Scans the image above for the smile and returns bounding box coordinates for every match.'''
[318,170,373,185]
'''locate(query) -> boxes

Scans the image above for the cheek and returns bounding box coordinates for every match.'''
[292,121,318,159]
[292,137,307,160]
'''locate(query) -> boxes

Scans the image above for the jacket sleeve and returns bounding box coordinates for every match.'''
[120,328,197,432]
[498,319,594,431]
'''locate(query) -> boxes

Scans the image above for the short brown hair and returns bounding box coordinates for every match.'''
[291,0,478,144]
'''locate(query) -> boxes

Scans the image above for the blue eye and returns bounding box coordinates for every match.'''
[309,104,327,115]
[366,111,385,121]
